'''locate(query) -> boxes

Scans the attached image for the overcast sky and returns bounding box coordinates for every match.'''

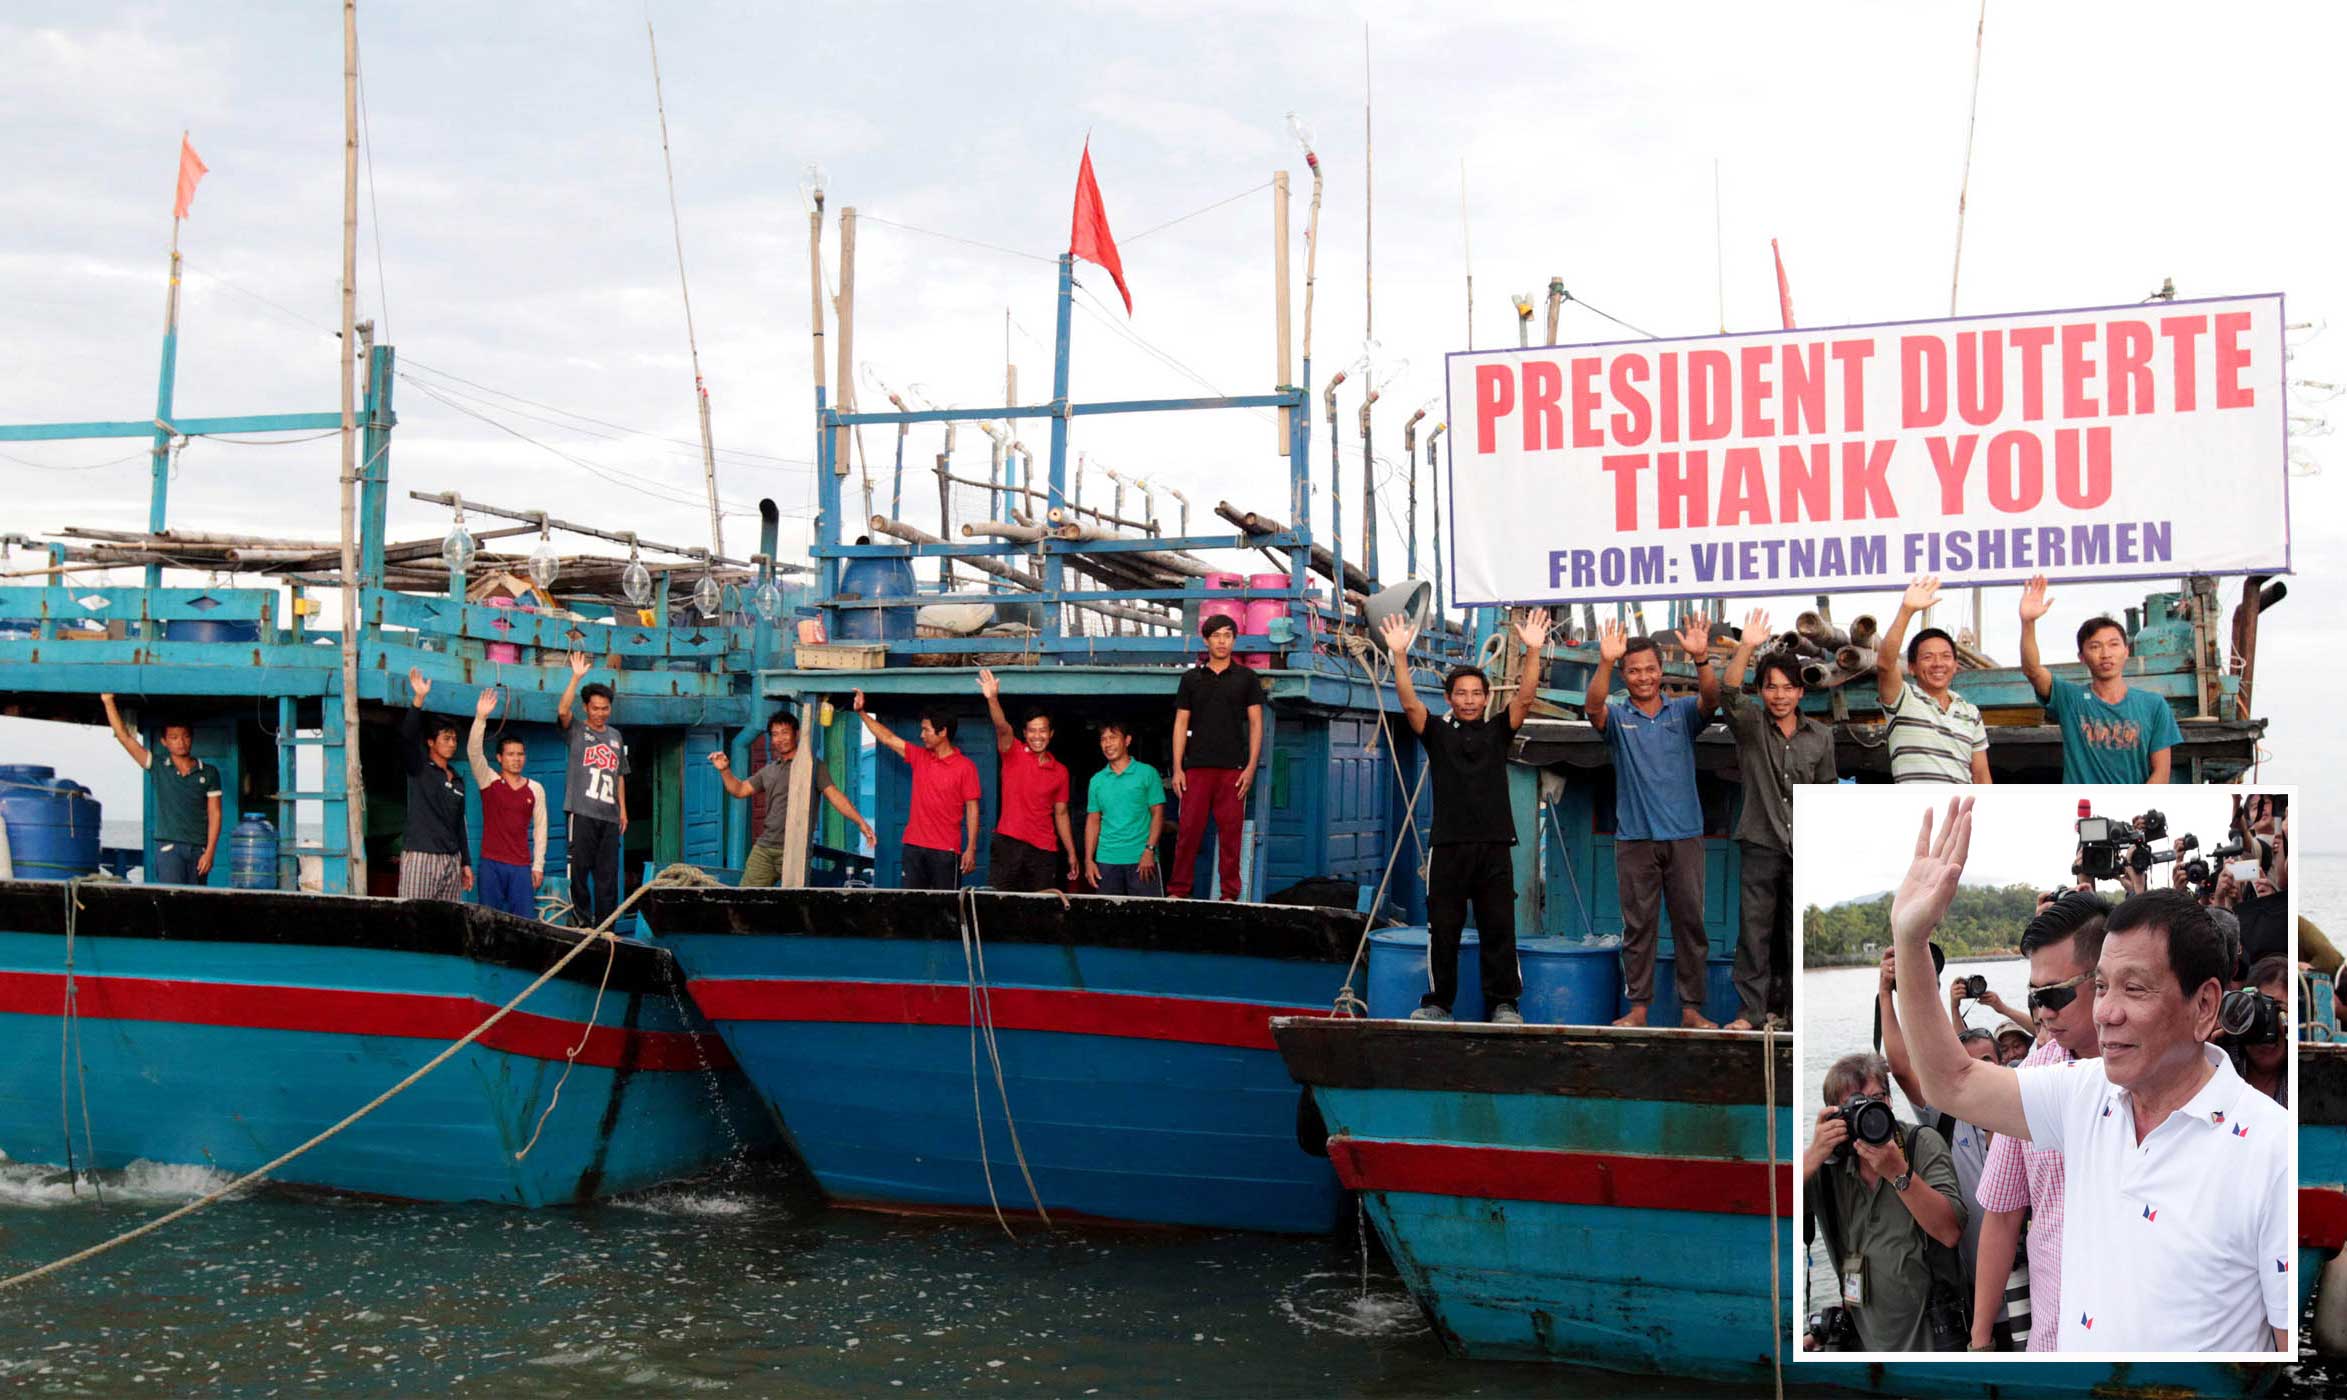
[3,2,2340,834]
[1793,784,2282,906]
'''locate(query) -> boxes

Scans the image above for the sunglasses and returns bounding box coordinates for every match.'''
[2028,972,2089,1015]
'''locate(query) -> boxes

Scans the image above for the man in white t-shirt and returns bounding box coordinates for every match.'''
[1886,797,2293,1355]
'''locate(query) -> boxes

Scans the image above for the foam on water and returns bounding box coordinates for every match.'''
[0,1157,237,1209]
[1274,1271,1430,1338]
[613,1187,763,1219]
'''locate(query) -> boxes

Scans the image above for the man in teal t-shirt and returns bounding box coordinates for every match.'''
[1084,718,1165,897]
[2018,577,2182,783]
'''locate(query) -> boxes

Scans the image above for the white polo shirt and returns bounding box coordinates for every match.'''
[2016,1043,2292,1354]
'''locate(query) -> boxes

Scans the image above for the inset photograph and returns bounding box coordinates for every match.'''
[1794,785,2297,1360]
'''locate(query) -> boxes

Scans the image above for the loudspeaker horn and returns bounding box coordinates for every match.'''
[1361,578,1433,636]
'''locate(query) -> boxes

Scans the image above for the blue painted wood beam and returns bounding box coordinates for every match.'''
[0,411,350,442]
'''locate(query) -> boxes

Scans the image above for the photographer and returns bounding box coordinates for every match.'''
[1803,1051,1966,1352]
[1877,953,1996,1293]
[2224,955,2290,1108]
[1971,891,2108,1352]
[1892,799,2292,1353]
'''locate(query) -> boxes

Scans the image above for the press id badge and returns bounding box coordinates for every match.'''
[1840,1253,1868,1309]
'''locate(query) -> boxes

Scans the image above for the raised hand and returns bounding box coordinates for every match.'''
[1741,608,1771,648]
[709,751,732,772]
[2018,574,2054,623]
[851,689,867,713]
[1677,611,1712,663]
[1597,619,1628,664]
[567,650,592,678]
[1514,607,1553,650]
[975,667,1000,700]
[1378,612,1418,657]
[475,687,499,719]
[1888,796,1973,948]
[407,666,431,705]
[1902,575,1941,614]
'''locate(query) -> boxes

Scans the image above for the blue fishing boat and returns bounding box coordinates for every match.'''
[646,885,1357,1232]
[2302,1040,2346,1337]
[0,878,776,1204]
[1274,1016,2287,1396]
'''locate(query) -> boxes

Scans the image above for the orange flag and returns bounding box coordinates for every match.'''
[1771,237,1796,330]
[173,135,208,220]
[1068,141,1131,314]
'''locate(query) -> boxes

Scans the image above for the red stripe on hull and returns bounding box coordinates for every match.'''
[1328,1137,1795,1218]
[2303,1186,2347,1252]
[686,977,1325,1052]
[0,971,731,1072]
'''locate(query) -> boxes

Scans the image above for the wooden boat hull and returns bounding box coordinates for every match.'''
[1274,1017,2279,1398]
[645,886,1356,1234]
[0,880,777,1206]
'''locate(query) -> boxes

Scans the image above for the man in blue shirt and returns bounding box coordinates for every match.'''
[2018,576,2181,784]
[1587,613,1720,1028]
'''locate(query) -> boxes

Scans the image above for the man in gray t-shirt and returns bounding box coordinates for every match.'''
[557,652,631,927]
[713,709,874,887]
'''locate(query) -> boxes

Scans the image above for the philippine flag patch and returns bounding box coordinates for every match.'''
[2213,1111,2226,1124]
[2141,1206,2158,1223]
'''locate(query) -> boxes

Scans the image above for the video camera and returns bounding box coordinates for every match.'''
[2074,803,2198,883]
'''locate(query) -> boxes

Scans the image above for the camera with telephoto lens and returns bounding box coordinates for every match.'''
[2218,987,2286,1047]
[2075,808,2196,882]
[1831,1094,1897,1164]
[1808,1306,1858,1351]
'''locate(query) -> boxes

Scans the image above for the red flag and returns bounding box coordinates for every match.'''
[1771,237,1796,330]
[1068,142,1132,314]
[173,135,208,220]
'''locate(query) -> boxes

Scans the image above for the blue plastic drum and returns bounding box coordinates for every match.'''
[0,764,102,880]
[1517,935,1623,1025]
[1634,944,1741,1027]
[834,557,917,642]
[1366,926,1485,1021]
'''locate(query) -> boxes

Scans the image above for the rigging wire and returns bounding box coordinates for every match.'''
[396,367,811,475]
[400,374,754,517]
[1565,294,1659,340]
[1122,179,1273,244]
[857,213,1056,266]
[354,18,391,344]
[0,449,149,472]
[400,359,813,467]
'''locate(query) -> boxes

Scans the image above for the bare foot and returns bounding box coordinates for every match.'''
[1612,1004,1649,1028]
[1681,1008,1718,1030]
[1723,1017,1756,1032]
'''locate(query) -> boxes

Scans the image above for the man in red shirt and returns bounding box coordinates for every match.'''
[976,668,1078,892]
[853,689,980,890]
[467,687,547,919]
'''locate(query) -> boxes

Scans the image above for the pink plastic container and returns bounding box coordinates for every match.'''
[485,596,521,663]
[1240,571,1288,669]
[1201,572,1246,640]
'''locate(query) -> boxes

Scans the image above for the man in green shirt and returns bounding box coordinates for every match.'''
[100,693,221,886]
[1084,718,1165,897]
[2018,576,2182,784]
[1803,1052,1967,1352]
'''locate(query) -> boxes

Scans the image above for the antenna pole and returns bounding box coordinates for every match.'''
[336,0,369,896]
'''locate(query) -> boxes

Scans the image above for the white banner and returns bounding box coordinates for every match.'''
[1441,294,2290,605]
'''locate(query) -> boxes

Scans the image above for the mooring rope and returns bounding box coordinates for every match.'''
[1764,1024,1784,1400]
[0,863,717,1293]
[957,888,1049,1235]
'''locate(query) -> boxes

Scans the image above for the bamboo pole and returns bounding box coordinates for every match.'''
[1215,500,1369,594]
[337,0,367,896]
[832,207,857,481]
[961,521,1053,543]
[1273,170,1292,451]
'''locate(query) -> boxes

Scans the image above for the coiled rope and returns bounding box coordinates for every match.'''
[957,887,1049,1235]
[0,863,718,1293]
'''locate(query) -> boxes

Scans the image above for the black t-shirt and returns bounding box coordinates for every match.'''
[2236,889,2289,971]
[1419,711,1518,846]
[1176,662,1265,770]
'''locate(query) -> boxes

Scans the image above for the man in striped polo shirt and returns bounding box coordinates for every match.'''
[1875,575,1992,784]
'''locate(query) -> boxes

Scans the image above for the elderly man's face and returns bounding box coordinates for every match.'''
[2092,926,2219,1091]
[1962,1037,1996,1064]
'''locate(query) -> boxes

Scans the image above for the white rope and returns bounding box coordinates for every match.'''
[511,918,621,1161]
[0,864,713,1293]
[957,889,1050,1233]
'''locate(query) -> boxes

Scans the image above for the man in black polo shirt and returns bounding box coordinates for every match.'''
[100,693,221,886]
[1168,614,1265,900]
[399,668,474,903]
[1381,607,1551,1024]
[1718,609,1837,1030]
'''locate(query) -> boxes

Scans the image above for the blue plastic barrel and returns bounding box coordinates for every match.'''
[833,557,917,642]
[1366,926,1485,1022]
[162,618,261,643]
[0,764,103,880]
[228,814,280,890]
[1635,945,1741,1027]
[1518,935,1622,1025]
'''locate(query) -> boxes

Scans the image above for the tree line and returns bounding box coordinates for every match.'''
[1803,882,2043,963]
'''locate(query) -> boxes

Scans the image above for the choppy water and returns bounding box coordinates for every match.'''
[0,1155,1759,1397]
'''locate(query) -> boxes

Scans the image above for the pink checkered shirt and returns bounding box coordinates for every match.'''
[1975,1035,2072,1351]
